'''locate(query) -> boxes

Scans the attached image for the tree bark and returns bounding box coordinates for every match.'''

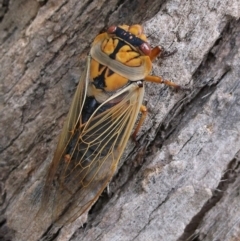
[1,0,240,240]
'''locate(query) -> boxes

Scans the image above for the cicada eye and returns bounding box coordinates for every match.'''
[107,25,117,34]
[139,42,151,56]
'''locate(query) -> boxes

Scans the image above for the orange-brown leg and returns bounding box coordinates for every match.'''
[145,75,183,90]
[150,46,178,60]
[132,105,148,141]
[149,46,162,61]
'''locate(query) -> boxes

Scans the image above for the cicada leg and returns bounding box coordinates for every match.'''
[145,75,182,90]
[132,105,148,142]
[149,46,162,61]
[148,47,189,90]
[149,46,178,60]
[134,46,188,140]
[132,71,187,140]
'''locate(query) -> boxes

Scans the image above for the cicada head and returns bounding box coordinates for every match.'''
[107,24,152,56]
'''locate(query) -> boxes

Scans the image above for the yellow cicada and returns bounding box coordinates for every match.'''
[41,24,181,224]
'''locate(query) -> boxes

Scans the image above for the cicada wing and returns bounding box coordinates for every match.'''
[39,57,90,215]
[51,82,144,224]
[50,56,90,175]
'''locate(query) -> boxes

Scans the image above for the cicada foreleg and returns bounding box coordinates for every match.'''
[149,45,178,60]
[148,46,189,90]
[145,75,182,90]
[149,46,162,61]
[132,60,186,141]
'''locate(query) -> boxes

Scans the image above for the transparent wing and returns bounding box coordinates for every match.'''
[47,81,144,224]
[39,57,90,214]
[36,53,144,224]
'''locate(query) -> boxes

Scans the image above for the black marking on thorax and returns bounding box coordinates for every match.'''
[109,38,130,59]
[93,63,114,90]
[93,67,107,90]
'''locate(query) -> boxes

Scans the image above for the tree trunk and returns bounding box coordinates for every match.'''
[1,0,240,240]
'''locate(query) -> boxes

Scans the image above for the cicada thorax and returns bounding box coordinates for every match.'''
[81,25,154,124]
[91,25,153,82]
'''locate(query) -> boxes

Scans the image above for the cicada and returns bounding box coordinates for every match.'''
[41,24,181,224]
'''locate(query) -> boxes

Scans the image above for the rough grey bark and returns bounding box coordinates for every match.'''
[1,0,240,241]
